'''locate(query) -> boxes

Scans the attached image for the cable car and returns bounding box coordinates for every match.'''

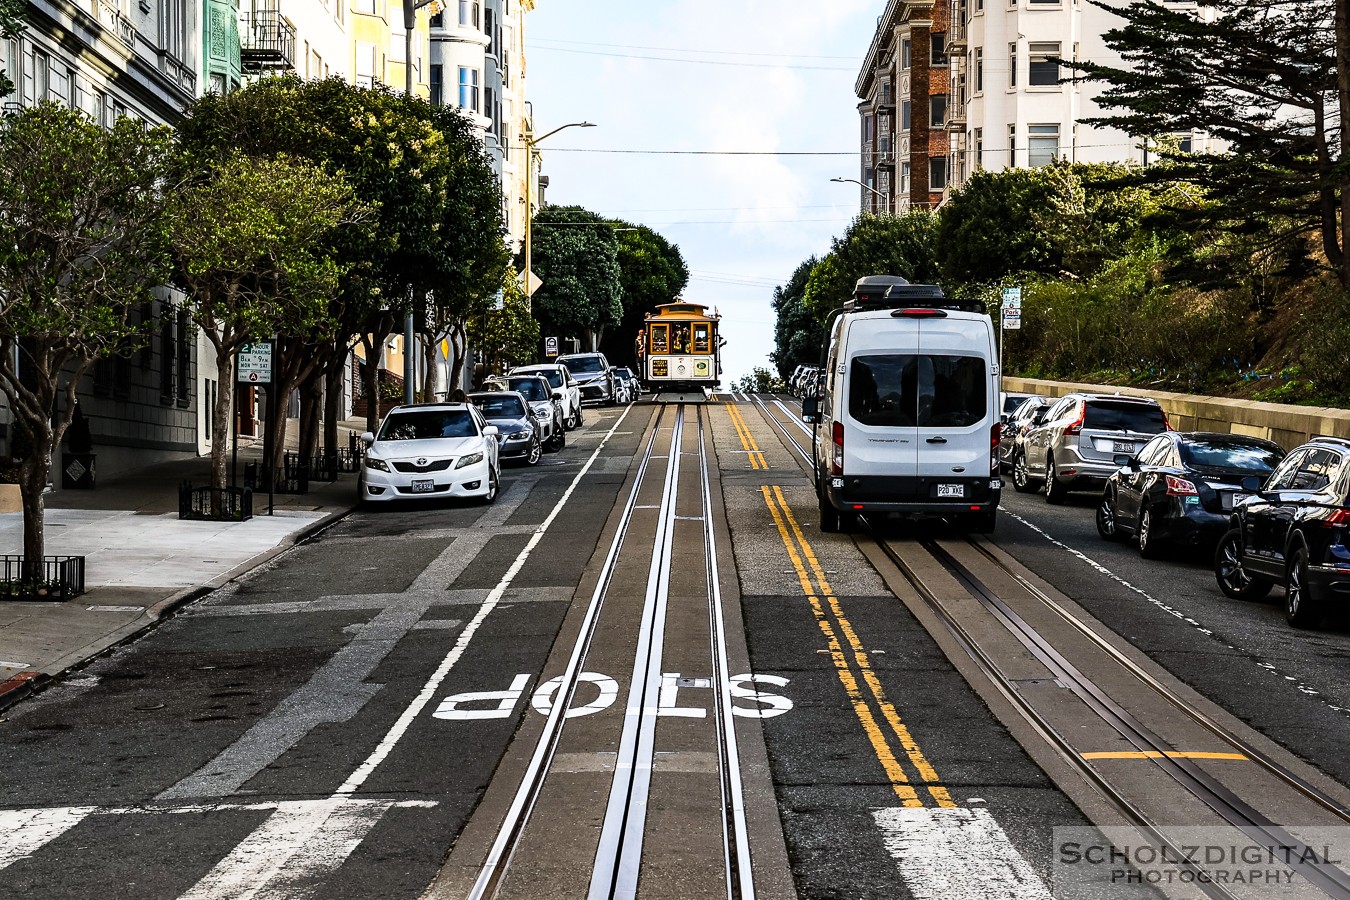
[638,302,722,392]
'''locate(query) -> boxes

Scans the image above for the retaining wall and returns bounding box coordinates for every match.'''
[1002,377,1350,452]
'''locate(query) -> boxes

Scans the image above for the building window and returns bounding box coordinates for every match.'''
[881,80,892,105]
[931,32,947,66]
[355,42,376,88]
[864,112,874,143]
[878,131,892,154]
[974,127,983,169]
[976,0,984,9]
[901,100,911,131]
[901,38,911,69]
[160,306,176,404]
[900,162,911,194]
[176,308,191,407]
[1009,124,1017,166]
[1175,132,1193,153]
[430,64,443,106]
[975,48,983,92]
[1028,124,1059,166]
[1029,42,1061,86]
[1009,43,1018,87]
[458,67,479,112]
[430,12,443,26]
[930,95,947,127]
[353,0,375,13]
[459,0,480,28]
[930,157,948,190]
[485,8,496,55]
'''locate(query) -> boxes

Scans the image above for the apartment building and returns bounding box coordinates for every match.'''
[855,0,1220,210]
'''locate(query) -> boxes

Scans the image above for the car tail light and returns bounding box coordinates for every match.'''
[1064,402,1086,436]
[1165,475,1198,496]
[1324,509,1350,527]
[831,421,844,476]
[990,423,1002,473]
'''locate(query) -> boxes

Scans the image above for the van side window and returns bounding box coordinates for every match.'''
[849,354,987,427]
[1044,397,1074,423]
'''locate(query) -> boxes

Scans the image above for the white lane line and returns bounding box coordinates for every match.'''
[177,798,395,900]
[0,807,97,869]
[1003,508,1341,712]
[872,807,1053,900]
[337,405,634,795]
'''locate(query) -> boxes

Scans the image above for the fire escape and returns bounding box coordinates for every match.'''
[239,0,296,73]
[946,0,970,189]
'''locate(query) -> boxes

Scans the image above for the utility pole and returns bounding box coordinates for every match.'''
[401,0,438,404]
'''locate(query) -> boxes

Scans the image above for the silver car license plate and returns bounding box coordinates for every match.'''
[1112,441,1134,453]
[411,479,435,493]
[937,484,964,498]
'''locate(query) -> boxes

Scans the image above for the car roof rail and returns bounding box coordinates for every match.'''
[843,274,985,314]
[1310,434,1350,449]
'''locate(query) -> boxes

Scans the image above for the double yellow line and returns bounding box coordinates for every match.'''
[762,485,954,808]
[726,404,768,469]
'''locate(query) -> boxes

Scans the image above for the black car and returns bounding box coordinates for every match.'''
[467,391,542,466]
[1214,436,1350,628]
[999,396,1051,475]
[1097,431,1285,558]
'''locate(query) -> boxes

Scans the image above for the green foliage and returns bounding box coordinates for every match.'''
[770,256,822,378]
[529,205,624,341]
[802,211,939,318]
[469,271,542,375]
[1293,287,1350,404]
[0,0,23,97]
[599,222,688,367]
[734,367,783,394]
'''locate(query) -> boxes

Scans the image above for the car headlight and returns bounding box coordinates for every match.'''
[534,407,551,419]
[454,451,484,469]
[507,431,530,441]
[365,457,389,472]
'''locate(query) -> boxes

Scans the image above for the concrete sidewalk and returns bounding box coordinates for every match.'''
[0,435,362,708]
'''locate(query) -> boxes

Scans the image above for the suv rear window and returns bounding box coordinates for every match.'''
[849,355,988,428]
[562,355,605,374]
[1083,401,1167,434]
[509,378,549,402]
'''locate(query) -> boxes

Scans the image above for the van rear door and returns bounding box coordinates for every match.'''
[913,316,995,504]
[842,322,921,498]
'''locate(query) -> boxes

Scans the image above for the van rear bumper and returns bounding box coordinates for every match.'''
[825,474,1001,512]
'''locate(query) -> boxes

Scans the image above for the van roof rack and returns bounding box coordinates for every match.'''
[844,275,985,314]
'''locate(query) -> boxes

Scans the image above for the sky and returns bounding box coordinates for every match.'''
[524,0,882,384]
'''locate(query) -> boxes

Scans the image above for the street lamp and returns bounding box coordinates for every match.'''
[522,122,596,312]
[830,176,890,214]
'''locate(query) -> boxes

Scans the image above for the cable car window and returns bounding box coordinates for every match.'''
[693,324,710,353]
[650,324,669,353]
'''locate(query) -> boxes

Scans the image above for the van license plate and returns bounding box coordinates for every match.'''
[411,479,435,493]
[937,484,965,498]
[1112,441,1134,453]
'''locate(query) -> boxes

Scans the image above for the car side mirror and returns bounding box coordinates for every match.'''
[1000,413,1010,424]
[361,431,375,446]
[552,389,565,399]
[802,395,820,424]
[1241,475,1263,492]
[483,426,499,437]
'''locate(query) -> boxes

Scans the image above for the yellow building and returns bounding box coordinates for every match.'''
[349,0,433,98]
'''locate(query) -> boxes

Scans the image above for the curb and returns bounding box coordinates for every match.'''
[0,505,353,713]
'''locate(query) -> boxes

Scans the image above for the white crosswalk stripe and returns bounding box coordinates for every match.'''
[0,806,98,870]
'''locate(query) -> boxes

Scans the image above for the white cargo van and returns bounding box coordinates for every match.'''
[802,275,1001,533]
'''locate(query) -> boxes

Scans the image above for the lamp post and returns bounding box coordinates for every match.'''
[830,176,890,214]
[522,121,596,312]
[401,0,439,404]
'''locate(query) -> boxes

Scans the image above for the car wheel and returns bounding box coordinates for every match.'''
[1095,491,1120,541]
[1136,504,1164,559]
[1214,528,1272,601]
[526,435,542,466]
[481,467,500,505]
[1285,545,1322,629]
[1012,451,1037,493]
[818,477,840,534]
[1044,456,1067,504]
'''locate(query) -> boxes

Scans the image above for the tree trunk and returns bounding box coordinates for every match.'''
[298,369,322,462]
[360,333,383,433]
[323,340,346,463]
[211,350,234,493]
[446,323,466,394]
[18,424,50,583]
[423,333,440,401]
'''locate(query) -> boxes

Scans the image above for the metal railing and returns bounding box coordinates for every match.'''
[0,555,86,601]
[179,483,254,521]
[239,6,296,72]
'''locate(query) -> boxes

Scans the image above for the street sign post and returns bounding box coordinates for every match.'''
[237,342,274,384]
[235,340,277,515]
[544,336,559,358]
[997,286,1023,395]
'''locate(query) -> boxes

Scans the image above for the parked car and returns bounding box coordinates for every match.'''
[1097,431,1285,557]
[793,365,818,398]
[557,352,616,405]
[358,403,500,506]
[789,365,810,397]
[511,363,583,430]
[1000,391,1045,422]
[1013,393,1170,504]
[998,396,1052,474]
[468,391,543,466]
[485,374,565,451]
[613,367,641,402]
[1215,436,1350,628]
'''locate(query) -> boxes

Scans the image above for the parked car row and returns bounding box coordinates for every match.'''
[999,390,1350,630]
[356,356,642,509]
[788,365,819,398]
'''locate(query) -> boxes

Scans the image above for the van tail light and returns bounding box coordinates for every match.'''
[1324,509,1350,527]
[991,423,1002,473]
[1165,475,1198,496]
[831,421,844,476]
[1064,403,1086,436]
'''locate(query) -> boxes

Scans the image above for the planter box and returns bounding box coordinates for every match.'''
[0,484,18,514]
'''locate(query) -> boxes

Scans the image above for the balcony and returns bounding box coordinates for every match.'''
[239,2,296,73]
[949,0,969,51]
[875,147,896,168]
[945,110,967,133]
[90,0,134,49]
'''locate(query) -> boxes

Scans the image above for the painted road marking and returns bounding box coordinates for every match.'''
[0,806,97,869]
[765,486,954,808]
[873,807,1054,900]
[726,404,767,469]
[1082,751,1249,761]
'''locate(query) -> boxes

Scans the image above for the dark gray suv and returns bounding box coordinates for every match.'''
[1012,392,1170,503]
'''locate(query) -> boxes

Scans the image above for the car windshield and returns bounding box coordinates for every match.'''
[532,369,564,388]
[1180,439,1283,473]
[510,378,549,402]
[563,356,605,374]
[1003,395,1031,415]
[378,409,477,440]
[473,395,526,418]
[848,354,987,428]
[1083,402,1167,434]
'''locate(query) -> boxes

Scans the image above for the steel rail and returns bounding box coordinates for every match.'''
[698,408,756,900]
[466,405,670,900]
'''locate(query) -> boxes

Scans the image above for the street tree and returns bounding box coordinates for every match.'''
[770,257,823,379]
[802,212,940,318]
[0,103,174,578]
[528,205,624,350]
[1074,0,1350,286]
[468,273,541,378]
[599,223,689,367]
[167,152,362,493]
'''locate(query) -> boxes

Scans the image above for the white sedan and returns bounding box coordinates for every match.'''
[359,403,500,505]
